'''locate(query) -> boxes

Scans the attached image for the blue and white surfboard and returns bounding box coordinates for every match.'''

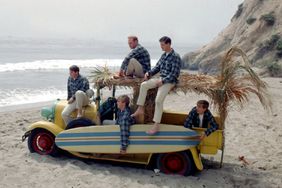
[55,124,200,154]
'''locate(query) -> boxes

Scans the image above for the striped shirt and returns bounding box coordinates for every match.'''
[148,49,181,84]
[116,106,135,150]
[184,107,219,136]
[67,74,89,100]
[121,44,151,73]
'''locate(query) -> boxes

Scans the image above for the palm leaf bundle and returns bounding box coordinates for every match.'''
[212,47,272,167]
[215,47,272,126]
[89,65,114,87]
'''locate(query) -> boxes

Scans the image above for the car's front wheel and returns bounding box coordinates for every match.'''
[28,129,60,157]
[156,151,195,176]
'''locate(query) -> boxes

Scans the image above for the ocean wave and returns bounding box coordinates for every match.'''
[0,59,157,72]
[0,87,133,108]
[0,88,67,107]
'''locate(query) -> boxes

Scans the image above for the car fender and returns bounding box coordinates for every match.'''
[189,147,203,171]
[27,121,64,136]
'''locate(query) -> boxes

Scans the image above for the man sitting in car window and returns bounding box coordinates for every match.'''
[184,100,218,140]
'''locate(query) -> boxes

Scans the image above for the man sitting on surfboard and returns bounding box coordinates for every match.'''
[184,100,218,140]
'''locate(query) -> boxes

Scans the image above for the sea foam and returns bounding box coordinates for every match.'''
[0,59,158,72]
[0,59,122,72]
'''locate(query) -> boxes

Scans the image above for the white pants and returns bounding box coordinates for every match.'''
[137,78,175,123]
[126,58,144,78]
[62,90,90,125]
[102,120,116,125]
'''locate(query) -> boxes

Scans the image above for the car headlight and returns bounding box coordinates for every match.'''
[41,105,55,121]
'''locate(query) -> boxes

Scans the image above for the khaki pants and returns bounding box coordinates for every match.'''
[62,90,90,125]
[137,78,175,123]
[126,58,144,78]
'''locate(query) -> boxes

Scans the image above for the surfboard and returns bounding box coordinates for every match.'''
[55,124,200,154]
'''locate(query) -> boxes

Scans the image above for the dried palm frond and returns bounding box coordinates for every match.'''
[175,73,219,97]
[88,65,114,87]
[214,47,272,168]
[214,47,272,126]
[89,65,146,88]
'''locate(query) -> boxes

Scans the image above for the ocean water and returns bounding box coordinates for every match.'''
[0,38,197,109]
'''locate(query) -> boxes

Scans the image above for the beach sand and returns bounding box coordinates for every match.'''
[0,77,282,188]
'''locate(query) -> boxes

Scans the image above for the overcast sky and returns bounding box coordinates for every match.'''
[0,0,243,45]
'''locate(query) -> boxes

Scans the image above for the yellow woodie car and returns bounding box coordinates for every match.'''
[23,99,223,176]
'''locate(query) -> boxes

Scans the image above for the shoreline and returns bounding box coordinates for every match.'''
[0,100,55,113]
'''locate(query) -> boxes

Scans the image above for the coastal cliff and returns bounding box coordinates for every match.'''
[183,0,282,76]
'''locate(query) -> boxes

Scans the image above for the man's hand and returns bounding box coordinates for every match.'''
[144,72,150,81]
[120,148,126,154]
[199,132,206,141]
[118,70,125,77]
[156,80,163,87]
[113,70,125,79]
[68,97,75,104]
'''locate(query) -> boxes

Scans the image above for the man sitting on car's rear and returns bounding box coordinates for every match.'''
[62,65,93,126]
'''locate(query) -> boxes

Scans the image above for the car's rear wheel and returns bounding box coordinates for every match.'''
[28,129,60,157]
[156,151,195,176]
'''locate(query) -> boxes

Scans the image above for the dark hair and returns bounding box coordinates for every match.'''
[159,36,171,44]
[197,100,209,109]
[69,65,79,72]
[117,95,130,106]
[128,36,138,42]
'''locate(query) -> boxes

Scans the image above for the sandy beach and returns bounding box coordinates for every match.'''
[0,77,282,188]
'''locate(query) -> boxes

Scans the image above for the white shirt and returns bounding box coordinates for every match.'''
[199,114,204,128]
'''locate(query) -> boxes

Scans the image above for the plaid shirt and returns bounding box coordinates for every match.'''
[148,49,181,84]
[67,74,89,100]
[121,44,151,73]
[115,106,135,150]
[184,107,218,136]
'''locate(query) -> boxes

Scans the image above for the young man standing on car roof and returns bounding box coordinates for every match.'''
[61,65,94,126]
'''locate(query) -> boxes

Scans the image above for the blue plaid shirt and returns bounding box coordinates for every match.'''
[67,74,90,100]
[148,49,181,84]
[184,107,218,136]
[121,44,151,73]
[115,106,135,150]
